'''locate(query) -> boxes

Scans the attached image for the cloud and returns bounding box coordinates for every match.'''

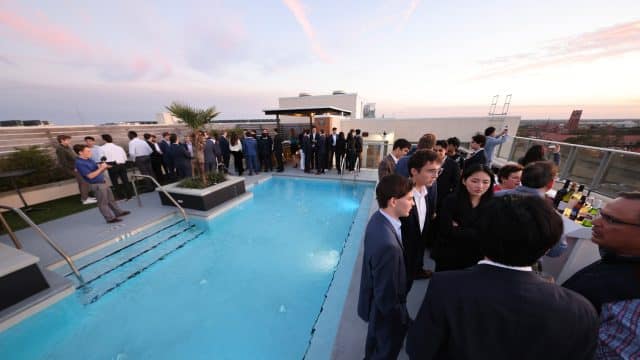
[0,5,173,82]
[400,0,421,27]
[282,0,332,63]
[0,54,15,65]
[474,20,640,79]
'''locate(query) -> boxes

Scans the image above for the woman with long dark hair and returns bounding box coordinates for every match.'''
[518,144,545,167]
[346,129,356,171]
[229,132,244,176]
[432,163,495,271]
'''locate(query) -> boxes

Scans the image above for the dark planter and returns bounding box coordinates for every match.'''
[157,176,246,211]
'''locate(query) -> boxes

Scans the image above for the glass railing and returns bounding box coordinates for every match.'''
[496,136,640,197]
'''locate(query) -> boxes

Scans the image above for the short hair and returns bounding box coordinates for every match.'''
[332,127,337,131]
[479,195,563,266]
[484,126,496,136]
[393,138,411,151]
[273,128,279,133]
[128,131,137,139]
[447,137,460,148]
[169,133,177,143]
[73,144,87,154]
[435,139,447,148]
[101,134,113,143]
[376,174,413,209]
[472,134,486,147]
[498,163,524,183]
[408,149,441,172]
[521,161,557,188]
[143,133,152,140]
[162,132,170,137]
[417,133,436,149]
[84,136,95,141]
[57,135,70,143]
[356,129,361,135]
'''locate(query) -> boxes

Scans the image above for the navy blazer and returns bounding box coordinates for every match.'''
[204,138,221,163]
[159,140,173,167]
[357,211,409,324]
[218,136,230,156]
[463,148,486,171]
[407,264,599,360]
[436,156,460,210]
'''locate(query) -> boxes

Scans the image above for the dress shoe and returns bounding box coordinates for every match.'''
[415,269,433,279]
[118,211,131,217]
[106,218,122,224]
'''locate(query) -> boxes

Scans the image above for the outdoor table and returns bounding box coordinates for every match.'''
[0,169,40,211]
[541,216,601,284]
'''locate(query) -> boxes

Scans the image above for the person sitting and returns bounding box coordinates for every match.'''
[493,163,523,192]
[378,138,411,181]
[406,195,599,360]
[74,144,130,224]
[432,164,494,271]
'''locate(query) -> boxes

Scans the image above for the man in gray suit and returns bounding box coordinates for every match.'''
[358,174,415,359]
[204,133,222,173]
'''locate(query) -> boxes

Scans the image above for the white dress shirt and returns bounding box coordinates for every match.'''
[101,143,128,164]
[478,259,532,272]
[413,185,428,232]
[89,145,105,163]
[229,142,242,152]
[379,209,402,241]
[128,138,152,161]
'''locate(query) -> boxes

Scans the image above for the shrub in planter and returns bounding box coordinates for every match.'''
[177,171,227,189]
[0,146,72,192]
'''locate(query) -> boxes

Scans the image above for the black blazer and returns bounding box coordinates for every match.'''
[406,264,599,360]
[432,193,485,271]
[464,148,486,171]
[436,156,460,210]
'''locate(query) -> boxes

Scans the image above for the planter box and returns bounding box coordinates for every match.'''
[157,176,246,211]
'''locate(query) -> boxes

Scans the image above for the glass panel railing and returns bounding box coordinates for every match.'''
[598,152,640,197]
[566,148,604,186]
[364,143,383,168]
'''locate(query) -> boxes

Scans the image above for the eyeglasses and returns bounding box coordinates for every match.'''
[597,212,640,227]
[426,168,444,177]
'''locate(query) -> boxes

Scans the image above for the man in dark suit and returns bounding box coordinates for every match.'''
[434,139,460,210]
[218,131,231,173]
[328,127,338,170]
[316,129,327,174]
[309,126,319,172]
[170,133,192,179]
[302,130,312,173]
[358,175,414,360]
[378,138,411,181]
[463,134,487,171]
[406,195,599,360]
[204,133,222,173]
[159,132,175,181]
[402,149,442,291]
[355,129,363,171]
[563,192,640,313]
[272,128,285,172]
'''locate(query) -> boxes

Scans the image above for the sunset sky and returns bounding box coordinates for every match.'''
[1,0,639,124]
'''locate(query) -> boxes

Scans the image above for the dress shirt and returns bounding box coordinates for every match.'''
[478,259,532,272]
[101,143,128,164]
[89,145,104,163]
[331,133,337,146]
[484,134,509,165]
[229,142,242,152]
[379,209,402,241]
[186,142,193,157]
[128,137,152,161]
[153,142,162,154]
[391,153,399,164]
[413,186,428,231]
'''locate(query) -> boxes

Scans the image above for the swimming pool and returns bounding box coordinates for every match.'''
[0,177,373,359]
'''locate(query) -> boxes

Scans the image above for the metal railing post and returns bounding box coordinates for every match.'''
[0,212,22,249]
[131,174,189,224]
[560,146,578,180]
[0,205,85,284]
[590,151,613,190]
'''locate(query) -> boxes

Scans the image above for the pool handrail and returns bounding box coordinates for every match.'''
[130,174,189,224]
[0,204,85,284]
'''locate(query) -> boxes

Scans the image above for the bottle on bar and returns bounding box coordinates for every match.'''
[554,179,571,210]
[562,182,577,202]
[581,198,602,227]
[569,195,587,221]
[571,184,585,201]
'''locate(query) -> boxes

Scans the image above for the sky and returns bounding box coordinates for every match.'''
[1,0,639,124]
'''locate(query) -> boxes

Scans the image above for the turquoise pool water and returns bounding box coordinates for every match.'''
[0,177,373,359]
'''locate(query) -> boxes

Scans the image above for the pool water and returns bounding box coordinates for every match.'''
[0,177,373,359]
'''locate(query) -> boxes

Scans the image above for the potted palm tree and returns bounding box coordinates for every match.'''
[157,102,246,211]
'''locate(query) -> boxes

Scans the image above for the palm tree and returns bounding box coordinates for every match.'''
[166,102,220,183]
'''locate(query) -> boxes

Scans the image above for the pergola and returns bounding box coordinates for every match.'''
[263,106,352,128]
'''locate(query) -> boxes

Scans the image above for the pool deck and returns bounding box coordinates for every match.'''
[0,165,392,357]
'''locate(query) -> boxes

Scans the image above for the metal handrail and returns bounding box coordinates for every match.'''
[131,174,189,224]
[511,136,640,156]
[0,205,85,284]
[353,157,360,181]
[340,155,346,177]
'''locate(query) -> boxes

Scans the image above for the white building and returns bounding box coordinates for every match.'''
[279,91,362,119]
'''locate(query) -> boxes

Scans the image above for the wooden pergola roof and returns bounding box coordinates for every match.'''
[263,106,351,117]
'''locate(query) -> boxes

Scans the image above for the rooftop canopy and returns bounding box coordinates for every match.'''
[263,106,352,117]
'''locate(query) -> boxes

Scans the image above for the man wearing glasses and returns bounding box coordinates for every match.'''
[563,192,640,358]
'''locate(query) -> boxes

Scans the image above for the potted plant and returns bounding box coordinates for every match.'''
[158,102,246,211]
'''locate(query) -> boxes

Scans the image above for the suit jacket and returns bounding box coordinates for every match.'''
[171,143,191,175]
[357,211,409,324]
[563,254,640,313]
[302,135,312,154]
[309,132,319,152]
[463,148,486,171]
[204,138,221,163]
[258,134,273,155]
[355,135,363,153]
[159,140,172,166]
[336,135,346,154]
[219,136,230,156]
[406,264,599,360]
[378,154,396,181]
[244,137,258,156]
[273,134,284,153]
[436,156,460,210]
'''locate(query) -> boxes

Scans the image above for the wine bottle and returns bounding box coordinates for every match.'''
[562,182,576,202]
[569,195,586,221]
[554,179,571,210]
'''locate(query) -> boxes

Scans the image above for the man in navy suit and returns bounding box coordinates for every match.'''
[463,134,487,171]
[406,195,599,360]
[218,131,231,173]
[402,149,442,290]
[204,133,222,173]
[358,174,415,360]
